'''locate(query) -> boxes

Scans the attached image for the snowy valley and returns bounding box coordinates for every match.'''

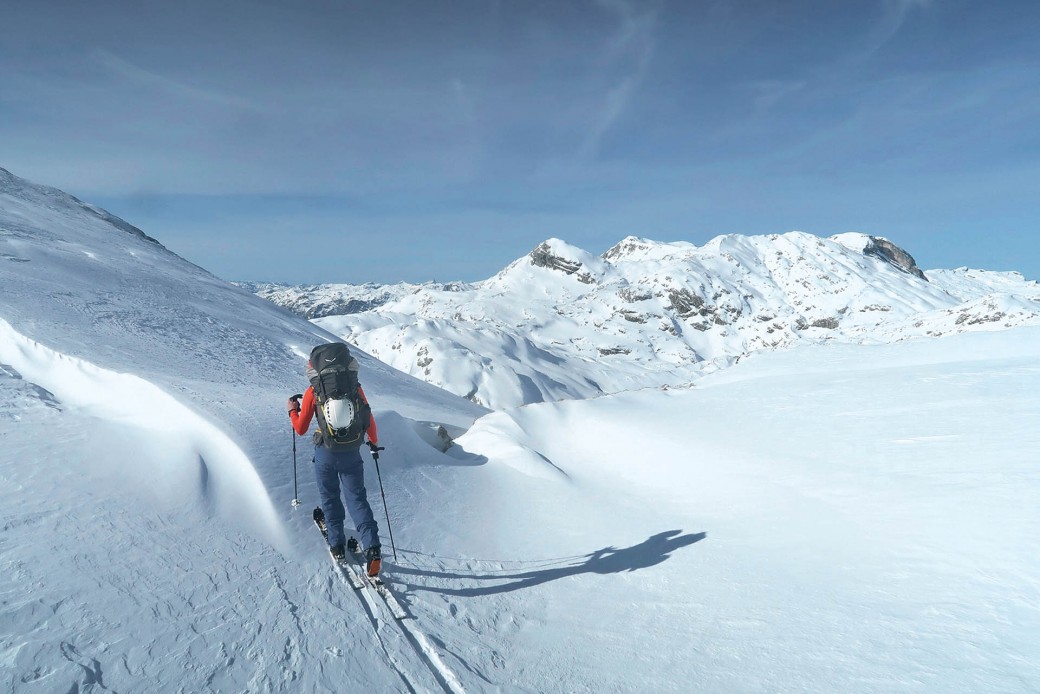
[3,166,1039,693]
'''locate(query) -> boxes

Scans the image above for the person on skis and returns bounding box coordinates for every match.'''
[288,342,382,576]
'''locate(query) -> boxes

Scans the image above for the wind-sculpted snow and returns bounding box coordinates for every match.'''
[0,317,288,549]
[261,232,1040,409]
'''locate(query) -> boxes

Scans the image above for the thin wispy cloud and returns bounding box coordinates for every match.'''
[581,0,661,159]
[92,50,260,111]
[745,79,808,114]
[861,0,932,61]
[1,0,1036,284]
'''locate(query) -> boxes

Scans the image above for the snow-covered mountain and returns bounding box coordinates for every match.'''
[236,280,464,319]
[254,233,1040,409]
[3,166,1039,693]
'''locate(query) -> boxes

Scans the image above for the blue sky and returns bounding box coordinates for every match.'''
[2,0,1038,283]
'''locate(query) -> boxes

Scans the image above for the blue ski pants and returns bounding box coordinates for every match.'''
[313,446,380,551]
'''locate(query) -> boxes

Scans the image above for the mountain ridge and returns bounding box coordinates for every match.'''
[249,233,1040,409]
[0,166,163,246]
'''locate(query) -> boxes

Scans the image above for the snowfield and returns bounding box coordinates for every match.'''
[3,166,1039,692]
[450,327,1040,691]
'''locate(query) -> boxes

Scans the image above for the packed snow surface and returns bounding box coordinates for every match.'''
[256,234,1040,409]
[3,167,1039,692]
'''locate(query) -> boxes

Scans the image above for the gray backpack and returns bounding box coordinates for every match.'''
[308,343,370,449]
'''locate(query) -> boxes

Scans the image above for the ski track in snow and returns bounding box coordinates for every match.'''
[315,515,467,694]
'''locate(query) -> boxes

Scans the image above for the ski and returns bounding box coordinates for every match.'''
[313,508,407,619]
[312,512,463,690]
[312,509,365,589]
[349,546,408,620]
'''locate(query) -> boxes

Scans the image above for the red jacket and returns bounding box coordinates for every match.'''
[289,386,378,445]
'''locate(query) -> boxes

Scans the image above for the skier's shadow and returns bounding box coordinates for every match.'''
[393,530,705,597]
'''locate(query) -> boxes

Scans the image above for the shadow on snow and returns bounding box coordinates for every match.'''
[394,530,705,597]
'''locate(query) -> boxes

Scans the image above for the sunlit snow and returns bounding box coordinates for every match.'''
[3,167,1038,692]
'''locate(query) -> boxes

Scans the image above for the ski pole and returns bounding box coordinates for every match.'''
[290,394,303,507]
[291,429,300,507]
[368,443,396,561]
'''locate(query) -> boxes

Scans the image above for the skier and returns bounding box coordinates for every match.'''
[289,342,382,577]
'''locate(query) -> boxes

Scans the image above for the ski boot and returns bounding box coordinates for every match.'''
[366,545,382,577]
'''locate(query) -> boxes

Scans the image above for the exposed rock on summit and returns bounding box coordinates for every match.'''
[863,237,928,280]
[529,242,597,284]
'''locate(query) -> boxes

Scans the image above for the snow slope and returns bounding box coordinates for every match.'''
[446,327,1040,692]
[3,166,1038,692]
[0,167,488,691]
[258,234,1040,409]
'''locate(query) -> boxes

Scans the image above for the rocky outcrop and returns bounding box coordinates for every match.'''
[864,237,927,280]
[603,236,653,261]
[666,288,706,318]
[530,243,596,284]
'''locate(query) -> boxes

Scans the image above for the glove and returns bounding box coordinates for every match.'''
[367,441,385,460]
[287,395,301,414]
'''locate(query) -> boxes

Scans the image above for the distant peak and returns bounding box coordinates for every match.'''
[602,236,697,263]
[529,240,583,272]
[602,236,657,261]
